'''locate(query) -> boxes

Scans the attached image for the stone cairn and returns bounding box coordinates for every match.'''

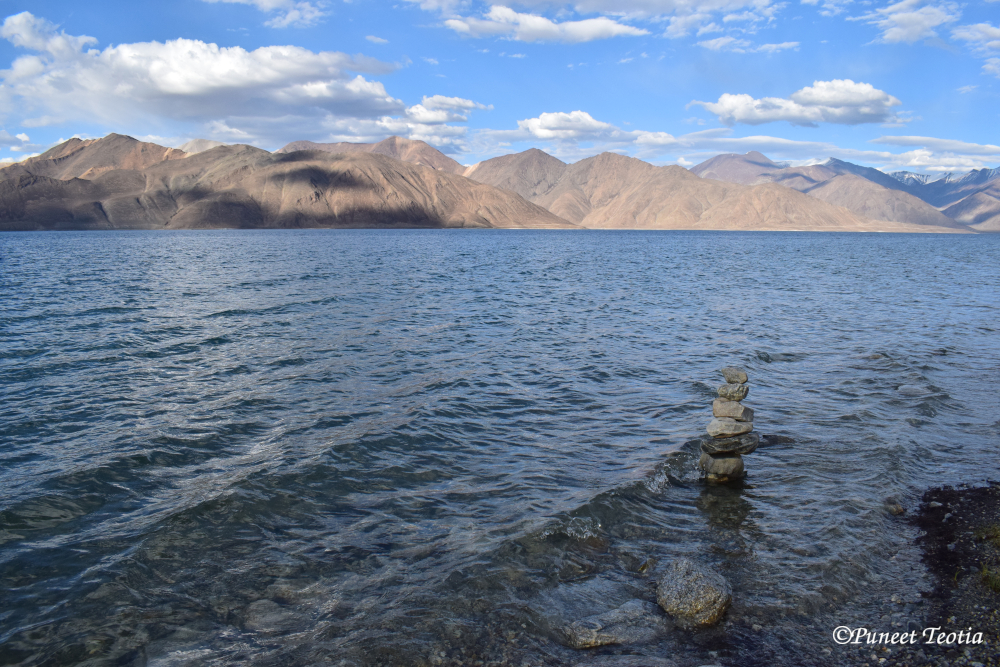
[699,366,758,483]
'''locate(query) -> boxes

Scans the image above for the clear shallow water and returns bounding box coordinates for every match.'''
[1,230,998,666]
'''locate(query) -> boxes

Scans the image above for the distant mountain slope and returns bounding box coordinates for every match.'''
[5,133,188,180]
[689,151,785,184]
[942,181,1000,230]
[800,174,961,228]
[468,149,967,232]
[891,167,1000,190]
[688,152,968,229]
[0,135,573,231]
[462,148,567,201]
[178,139,227,154]
[276,136,464,174]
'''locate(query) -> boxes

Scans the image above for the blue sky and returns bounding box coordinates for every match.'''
[0,0,997,172]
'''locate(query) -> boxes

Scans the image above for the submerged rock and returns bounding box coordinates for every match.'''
[706,417,753,439]
[720,366,748,384]
[698,453,745,478]
[655,559,732,628]
[700,432,760,456]
[563,599,669,649]
[242,599,299,634]
[717,383,749,401]
[712,398,754,422]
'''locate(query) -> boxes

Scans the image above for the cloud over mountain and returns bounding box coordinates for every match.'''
[692,79,905,127]
[0,12,494,150]
[0,12,399,128]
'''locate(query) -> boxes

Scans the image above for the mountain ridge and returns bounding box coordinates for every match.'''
[0,135,572,231]
[0,134,987,232]
[276,137,465,175]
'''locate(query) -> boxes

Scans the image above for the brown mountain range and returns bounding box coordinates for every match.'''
[0,134,989,232]
[8,134,189,181]
[464,150,967,232]
[0,135,571,230]
[690,151,992,230]
[276,136,465,174]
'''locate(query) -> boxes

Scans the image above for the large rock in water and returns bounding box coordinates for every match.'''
[717,383,749,401]
[706,417,753,438]
[656,559,732,628]
[720,367,748,384]
[712,398,754,422]
[700,432,760,455]
[563,599,668,648]
[698,453,745,478]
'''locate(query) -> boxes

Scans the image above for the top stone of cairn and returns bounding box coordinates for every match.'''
[720,367,748,384]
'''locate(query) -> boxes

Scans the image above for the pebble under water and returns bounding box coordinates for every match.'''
[1,229,999,667]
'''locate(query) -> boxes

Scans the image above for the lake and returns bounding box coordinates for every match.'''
[1,230,998,666]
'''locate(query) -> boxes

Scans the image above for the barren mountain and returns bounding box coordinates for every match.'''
[277,136,464,174]
[463,148,567,200]
[468,149,966,232]
[693,183,957,232]
[689,151,967,229]
[942,181,1000,231]
[799,174,961,228]
[4,134,188,180]
[0,135,573,231]
[689,151,786,184]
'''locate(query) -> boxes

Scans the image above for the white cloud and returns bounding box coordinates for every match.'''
[0,12,404,143]
[517,110,624,140]
[421,95,492,111]
[871,135,1000,155]
[698,36,751,51]
[201,0,327,28]
[956,84,976,93]
[951,23,1000,52]
[756,41,800,53]
[692,79,905,126]
[665,13,714,37]
[950,23,1000,78]
[0,130,28,147]
[851,0,960,44]
[444,6,649,42]
[802,0,853,17]
[366,35,389,44]
[697,36,799,52]
[205,120,253,140]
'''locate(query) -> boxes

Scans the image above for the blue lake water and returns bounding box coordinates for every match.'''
[1,230,999,666]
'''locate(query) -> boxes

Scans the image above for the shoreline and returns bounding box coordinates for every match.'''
[874,481,1000,667]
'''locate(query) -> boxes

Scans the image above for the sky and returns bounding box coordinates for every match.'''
[0,0,998,173]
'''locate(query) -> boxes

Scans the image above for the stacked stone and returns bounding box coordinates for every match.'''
[699,366,758,483]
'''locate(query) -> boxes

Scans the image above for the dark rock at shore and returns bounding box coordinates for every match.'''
[875,482,1000,667]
